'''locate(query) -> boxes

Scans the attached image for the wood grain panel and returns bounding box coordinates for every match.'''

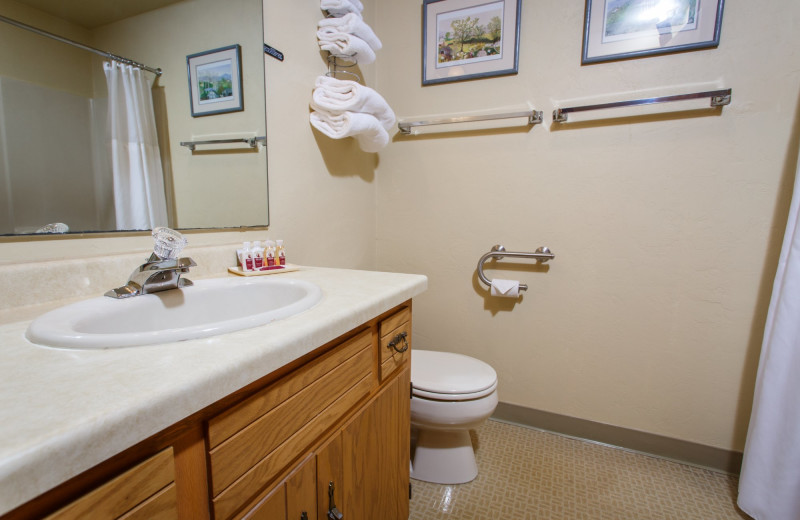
[379,307,410,340]
[208,330,372,449]
[43,448,175,520]
[285,455,316,520]
[210,345,372,495]
[212,375,373,520]
[239,484,285,520]
[118,483,177,520]
[342,367,410,520]
[315,433,343,520]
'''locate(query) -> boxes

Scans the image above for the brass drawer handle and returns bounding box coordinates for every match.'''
[387,331,409,353]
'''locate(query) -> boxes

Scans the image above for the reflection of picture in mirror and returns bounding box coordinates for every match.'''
[197,59,234,103]
[436,0,503,68]
[187,44,243,116]
[602,0,698,43]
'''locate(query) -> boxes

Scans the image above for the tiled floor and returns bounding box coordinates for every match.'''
[409,420,751,520]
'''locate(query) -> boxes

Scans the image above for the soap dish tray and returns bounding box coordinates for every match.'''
[227,264,300,276]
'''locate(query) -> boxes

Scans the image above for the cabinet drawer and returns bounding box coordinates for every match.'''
[45,448,176,520]
[379,307,411,381]
[208,330,374,520]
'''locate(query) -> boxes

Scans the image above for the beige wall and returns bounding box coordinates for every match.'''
[0,0,92,97]
[373,1,800,451]
[2,0,798,455]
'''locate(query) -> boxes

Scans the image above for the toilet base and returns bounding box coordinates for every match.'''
[410,428,478,484]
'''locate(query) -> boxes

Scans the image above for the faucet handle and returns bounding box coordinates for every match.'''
[152,227,187,260]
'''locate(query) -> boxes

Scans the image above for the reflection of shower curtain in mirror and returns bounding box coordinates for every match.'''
[103,61,167,230]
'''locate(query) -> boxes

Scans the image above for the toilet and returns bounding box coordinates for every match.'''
[410,350,498,484]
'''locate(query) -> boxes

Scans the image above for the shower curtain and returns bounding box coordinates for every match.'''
[103,61,168,230]
[738,148,800,519]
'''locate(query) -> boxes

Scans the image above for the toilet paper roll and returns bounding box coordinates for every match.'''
[490,278,520,298]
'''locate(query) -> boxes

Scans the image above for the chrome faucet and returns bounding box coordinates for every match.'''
[105,227,196,299]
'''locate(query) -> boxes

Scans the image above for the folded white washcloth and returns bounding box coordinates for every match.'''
[318,13,382,52]
[317,28,376,64]
[312,76,395,130]
[320,0,363,16]
[310,110,389,152]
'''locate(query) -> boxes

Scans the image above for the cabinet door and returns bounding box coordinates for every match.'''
[242,485,285,520]
[316,433,343,520]
[341,366,410,520]
[285,455,317,520]
[244,454,316,520]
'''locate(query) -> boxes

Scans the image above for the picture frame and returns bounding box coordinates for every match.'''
[582,0,725,64]
[422,0,521,86]
[186,44,243,117]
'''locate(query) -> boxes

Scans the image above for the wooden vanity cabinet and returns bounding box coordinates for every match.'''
[221,304,412,520]
[42,448,178,520]
[2,302,412,520]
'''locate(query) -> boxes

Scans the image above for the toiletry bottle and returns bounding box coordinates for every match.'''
[253,241,264,269]
[242,242,254,271]
[276,240,286,266]
[265,240,276,267]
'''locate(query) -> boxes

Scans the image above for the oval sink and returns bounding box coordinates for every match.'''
[25,277,322,349]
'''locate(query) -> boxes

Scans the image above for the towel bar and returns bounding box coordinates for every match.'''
[398,109,543,135]
[552,88,732,123]
[477,245,555,292]
[179,136,265,151]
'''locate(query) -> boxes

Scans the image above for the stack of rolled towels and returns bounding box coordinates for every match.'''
[311,0,395,152]
[310,76,395,152]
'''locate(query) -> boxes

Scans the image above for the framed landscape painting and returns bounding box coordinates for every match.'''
[582,0,725,64]
[423,0,521,85]
[187,44,243,117]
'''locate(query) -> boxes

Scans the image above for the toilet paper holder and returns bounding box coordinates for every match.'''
[477,245,555,292]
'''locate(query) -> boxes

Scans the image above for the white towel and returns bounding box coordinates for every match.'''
[320,0,363,16]
[310,110,389,152]
[317,28,376,64]
[312,76,395,130]
[318,13,382,52]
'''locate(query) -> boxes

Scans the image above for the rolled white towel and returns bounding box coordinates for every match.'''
[312,76,395,130]
[317,28,376,64]
[310,110,389,152]
[318,13,382,52]
[320,0,363,16]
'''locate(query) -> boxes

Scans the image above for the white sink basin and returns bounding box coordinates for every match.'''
[25,277,322,349]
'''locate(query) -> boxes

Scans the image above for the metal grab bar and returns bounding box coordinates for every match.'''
[398,110,543,135]
[179,136,266,151]
[552,88,732,123]
[477,245,555,292]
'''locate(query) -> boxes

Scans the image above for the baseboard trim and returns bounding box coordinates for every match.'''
[492,402,743,475]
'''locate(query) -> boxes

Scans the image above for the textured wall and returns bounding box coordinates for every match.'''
[373,0,800,451]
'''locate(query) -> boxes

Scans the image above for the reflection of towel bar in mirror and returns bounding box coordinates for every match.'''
[179,136,266,151]
[477,245,555,292]
[398,109,543,135]
[552,88,732,123]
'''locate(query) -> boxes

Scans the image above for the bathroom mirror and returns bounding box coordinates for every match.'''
[0,0,269,237]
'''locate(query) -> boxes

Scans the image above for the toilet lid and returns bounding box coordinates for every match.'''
[412,350,497,397]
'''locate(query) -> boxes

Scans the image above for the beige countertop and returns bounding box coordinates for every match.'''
[0,263,427,515]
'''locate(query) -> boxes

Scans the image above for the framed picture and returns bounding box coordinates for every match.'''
[186,44,243,117]
[582,0,725,64]
[422,0,521,85]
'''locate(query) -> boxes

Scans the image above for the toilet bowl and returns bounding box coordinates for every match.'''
[410,350,498,484]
